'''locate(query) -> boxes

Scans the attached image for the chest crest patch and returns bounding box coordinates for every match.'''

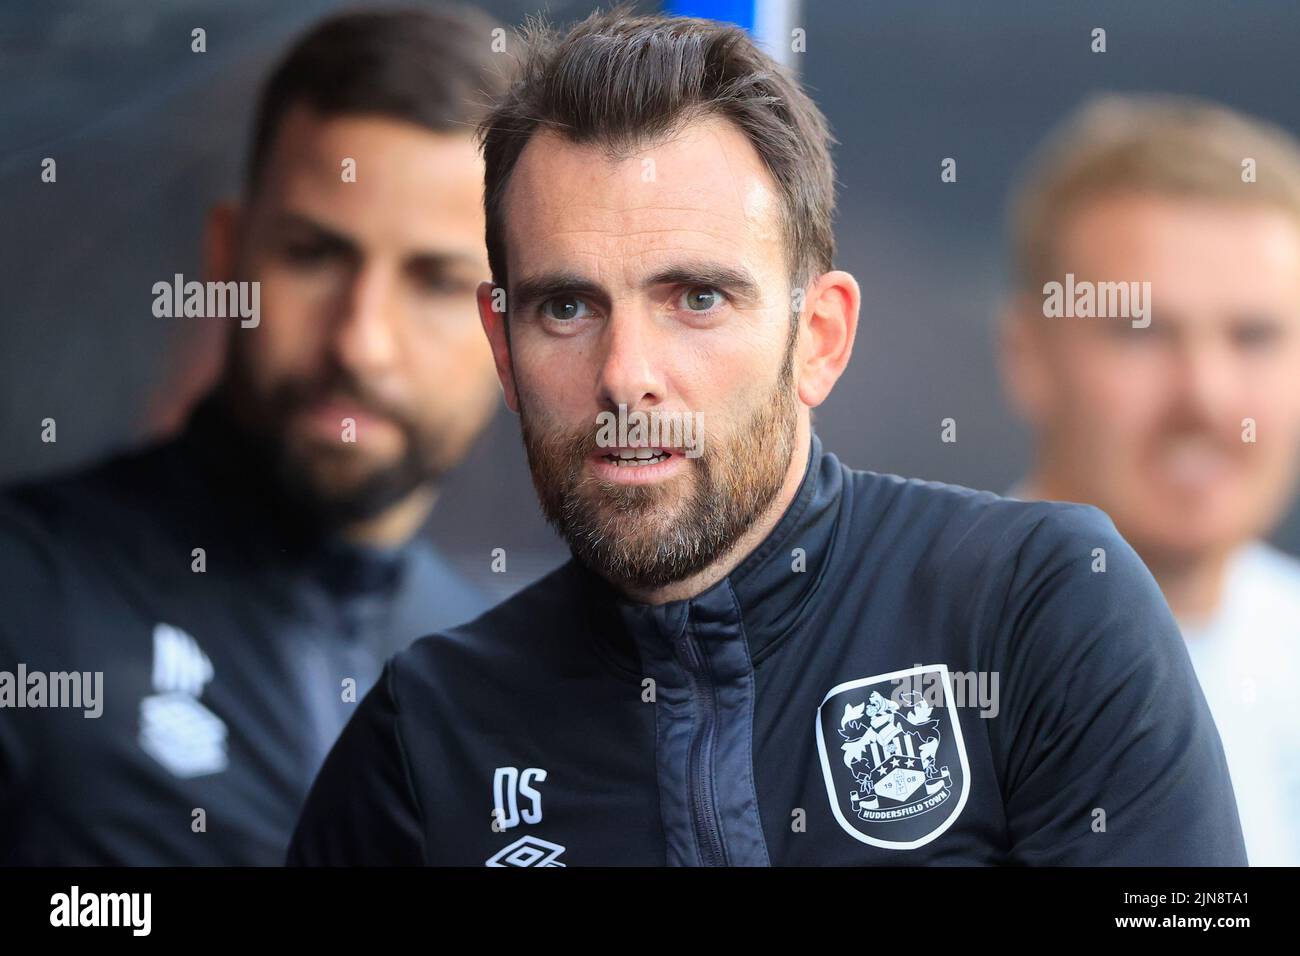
[815,664,970,849]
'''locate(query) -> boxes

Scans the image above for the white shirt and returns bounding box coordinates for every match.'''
[1179,541,1300,866]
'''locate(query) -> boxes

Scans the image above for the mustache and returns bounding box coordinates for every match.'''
[278,375,406,426]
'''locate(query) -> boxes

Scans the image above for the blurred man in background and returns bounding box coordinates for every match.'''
[0,6,504,864]
[1001,95,1300,865]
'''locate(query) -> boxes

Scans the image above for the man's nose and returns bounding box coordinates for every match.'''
[595,309,666,411]
[1171,332,1238,422]
[329,264,401,376]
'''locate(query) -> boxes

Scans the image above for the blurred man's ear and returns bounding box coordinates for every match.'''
[796,270,861,409]
[203,201,242,283]
[998,291,1053,427]
[151,201,243,433]
[477,281,520,413]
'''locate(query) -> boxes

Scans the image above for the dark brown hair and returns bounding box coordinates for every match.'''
[477,5,837,290]
[245,5,505,195]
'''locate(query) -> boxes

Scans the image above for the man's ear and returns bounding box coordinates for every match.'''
[796,270,861,409]
[203,201,242,283]
[478,281,520,413]
[157,201,240,429]
[998,292,1052,427]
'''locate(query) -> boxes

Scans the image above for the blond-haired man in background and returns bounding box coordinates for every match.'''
[1002,95,1300,865]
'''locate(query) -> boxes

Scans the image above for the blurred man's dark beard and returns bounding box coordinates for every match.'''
[219,354,447,532]
[520,323,800,593]
[273,437,432,530]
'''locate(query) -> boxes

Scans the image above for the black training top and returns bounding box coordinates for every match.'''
[0,398,489,864]
[288,433,1247,866]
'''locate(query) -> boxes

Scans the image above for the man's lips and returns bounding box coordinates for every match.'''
[1147,440,1237,492]
[587,446,689,484]
[294,399,399,439]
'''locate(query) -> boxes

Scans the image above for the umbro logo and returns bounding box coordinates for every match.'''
[486,835,567,867]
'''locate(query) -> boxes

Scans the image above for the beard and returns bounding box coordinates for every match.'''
[272,429,434,529]
[222,352,448,530]
[519,324,800,592]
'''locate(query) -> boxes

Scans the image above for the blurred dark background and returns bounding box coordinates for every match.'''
[4,0,1299,596]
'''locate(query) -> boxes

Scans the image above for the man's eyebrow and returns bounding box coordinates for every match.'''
[406,249,485,276]
[510,262,763,311]
[645,262,762,303]
[511,273,610,311]
[1230,310,1286,326]
[271,211,481,271]
[271,212,359,253]
[267,209,361,260]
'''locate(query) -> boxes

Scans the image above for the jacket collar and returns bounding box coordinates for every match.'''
[580,431,844,676]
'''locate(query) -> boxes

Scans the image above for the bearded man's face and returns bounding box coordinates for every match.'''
[483,118,807,591]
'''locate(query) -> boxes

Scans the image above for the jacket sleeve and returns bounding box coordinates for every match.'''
[991,503,1247,866]
[287,659,426,866]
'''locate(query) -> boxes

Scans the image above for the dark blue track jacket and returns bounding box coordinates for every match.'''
[289,433,1247,866]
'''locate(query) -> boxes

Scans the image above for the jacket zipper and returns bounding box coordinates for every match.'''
[677,629,728,866]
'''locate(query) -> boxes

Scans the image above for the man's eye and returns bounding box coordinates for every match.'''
[1233,321,1281,351]
[414,272,473,296]
[540,296,591,321]
[679,287,723,312]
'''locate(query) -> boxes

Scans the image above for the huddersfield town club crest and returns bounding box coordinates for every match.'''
[815,665,970,849]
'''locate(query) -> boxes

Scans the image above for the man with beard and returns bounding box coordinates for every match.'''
[0,8,503,864]
[1000,95,1300,865]
[288,10,1244,865]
